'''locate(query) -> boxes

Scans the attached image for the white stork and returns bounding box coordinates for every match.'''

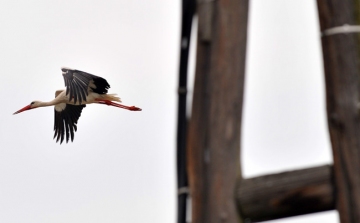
[13,67,141,144]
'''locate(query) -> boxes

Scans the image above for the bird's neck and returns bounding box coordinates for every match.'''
[38,99,59,107]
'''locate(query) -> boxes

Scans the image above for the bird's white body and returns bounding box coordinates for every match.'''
[31,90,121,112]
[56,90,121,105]
[55,90,121,112]
[13,67,141,144]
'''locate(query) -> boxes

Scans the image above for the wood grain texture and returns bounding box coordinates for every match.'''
[317,1,360,222]
[237,165,335,222]
[187,0,249,222]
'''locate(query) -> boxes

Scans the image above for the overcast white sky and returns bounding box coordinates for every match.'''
[0,0,338,223]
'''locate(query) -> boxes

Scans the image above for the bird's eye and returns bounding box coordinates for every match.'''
[30,102,35,105]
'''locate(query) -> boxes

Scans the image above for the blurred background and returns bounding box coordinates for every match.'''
[0,0,337,222]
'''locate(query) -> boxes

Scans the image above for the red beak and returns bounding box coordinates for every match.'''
[13,105,32,115]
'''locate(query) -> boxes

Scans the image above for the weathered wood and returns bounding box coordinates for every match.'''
[187,0,249,222]
[317,1,360,222]
[237,165,335,222]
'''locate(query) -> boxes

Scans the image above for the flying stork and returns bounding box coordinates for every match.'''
[13,67,142,144]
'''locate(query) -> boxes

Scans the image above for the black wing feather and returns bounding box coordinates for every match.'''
[73,76,88,104]
[62,68,110,103]
[54,104,86,144]
[68,80,75,104]
[92,77,110,94]
[64,116,70,143]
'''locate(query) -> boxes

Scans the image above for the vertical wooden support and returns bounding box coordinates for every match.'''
[317,1,360,222]
[187,0,249,222]
[177,1,196,223]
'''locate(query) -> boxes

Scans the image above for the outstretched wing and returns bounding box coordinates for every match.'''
[61,67,110,104]
[54,103,86,144]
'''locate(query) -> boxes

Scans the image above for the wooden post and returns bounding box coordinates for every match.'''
[317,1,360,222]
[177,0,196,222]
[187,0,249,222]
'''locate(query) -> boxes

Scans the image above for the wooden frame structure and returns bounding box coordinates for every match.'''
[185,1,360,222]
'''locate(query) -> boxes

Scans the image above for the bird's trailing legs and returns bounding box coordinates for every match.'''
[95,99,142,111]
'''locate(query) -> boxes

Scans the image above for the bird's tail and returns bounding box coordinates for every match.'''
[103,94,122,102]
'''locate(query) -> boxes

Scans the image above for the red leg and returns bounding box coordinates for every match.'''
[95,99,142,111]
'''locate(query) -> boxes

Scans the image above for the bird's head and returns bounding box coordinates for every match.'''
[13,101,42,115]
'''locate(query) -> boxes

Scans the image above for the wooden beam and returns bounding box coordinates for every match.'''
[237,165,335,222]
[187,0,249,222]
[317,1,360,222]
